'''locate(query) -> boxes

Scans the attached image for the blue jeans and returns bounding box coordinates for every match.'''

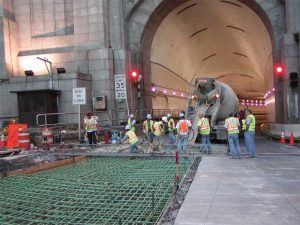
[228,134,242,158]
[168,132,176,145]
[177,133,188,153]
[244,131,255,157]
[201,135,211,152]
[130,143,138,153]
[146,132,153,143]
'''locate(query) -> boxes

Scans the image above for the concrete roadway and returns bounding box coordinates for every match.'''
[175,137,300,225]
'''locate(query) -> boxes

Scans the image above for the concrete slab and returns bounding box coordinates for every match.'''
[175,156,300,225]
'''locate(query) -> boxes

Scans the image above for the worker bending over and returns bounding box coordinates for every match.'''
[121,125,139,153]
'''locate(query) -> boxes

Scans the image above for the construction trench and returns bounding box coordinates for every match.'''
[0,144,203,225]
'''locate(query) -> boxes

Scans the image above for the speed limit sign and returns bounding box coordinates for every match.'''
[115,74,127,100]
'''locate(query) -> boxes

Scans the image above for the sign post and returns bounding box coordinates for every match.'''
[115,74,129,116]
[73,88,86,141]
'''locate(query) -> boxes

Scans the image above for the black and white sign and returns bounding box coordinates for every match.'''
[115,74,127,99]
[73,88,86,105]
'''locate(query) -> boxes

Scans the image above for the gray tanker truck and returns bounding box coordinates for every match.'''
[186,78,239,144]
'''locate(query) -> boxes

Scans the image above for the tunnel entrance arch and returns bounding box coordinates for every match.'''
[126,0,285,122]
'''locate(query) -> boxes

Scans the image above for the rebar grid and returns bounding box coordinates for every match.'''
[0,157,191,224]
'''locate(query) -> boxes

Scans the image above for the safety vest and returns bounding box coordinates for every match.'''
[143,120,154,133]
[126,130,138,145]
[246,114,256,131]
[178,120,189,134]
[242,119,246,131]
[168,118,175,131]
[198,118,210,135]
[86,118,97,132]
[226,117,239,134]
[127,118,136,132]
[153,121,163,136]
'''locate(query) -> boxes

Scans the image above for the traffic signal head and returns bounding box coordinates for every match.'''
[289,72,298,89]
[130,69,139,79]
[274,64,285,79]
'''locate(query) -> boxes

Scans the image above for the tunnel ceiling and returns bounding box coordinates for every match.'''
[150,0,273,99]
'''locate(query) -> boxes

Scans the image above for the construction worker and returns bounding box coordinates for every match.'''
[143,114,154,143]
[153,117,166,144]
[198,113,211,154]
[127,114,136,133]
[121,125,138,153]
[167,113,176,146]
[176,113,192,154]
[225,112,242,159]
[244,109,256,158]
[85,113,97,145]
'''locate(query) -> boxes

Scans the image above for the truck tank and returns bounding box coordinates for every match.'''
[187,78,239,144]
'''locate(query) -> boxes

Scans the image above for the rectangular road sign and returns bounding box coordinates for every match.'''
[73,87,86,105]
[115,74,127,99]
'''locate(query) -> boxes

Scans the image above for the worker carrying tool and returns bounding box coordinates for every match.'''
[176,113,192,154]
[143,114,154,143]
[121,125,139,153]
[198,113,211,154]
[127,114,136,133]
[167,114,176,146]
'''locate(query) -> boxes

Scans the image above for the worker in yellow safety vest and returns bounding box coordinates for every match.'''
[85,113,98,145]
[244,109,256,158]
[167,113,176,146]
[225,112,242,159]
[153,117,166,144]
[127,114,136,133]
[176,113,192,154]
[143,114,154,143]
[198,113,211,154]
[121,125,139,153]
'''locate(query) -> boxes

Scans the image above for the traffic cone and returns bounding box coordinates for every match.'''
[280,130,285,143]
[289,131,295,146]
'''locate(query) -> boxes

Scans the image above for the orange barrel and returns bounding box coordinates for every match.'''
[18,130,30,150]
[42,128,53,144]
[0,134,6,148]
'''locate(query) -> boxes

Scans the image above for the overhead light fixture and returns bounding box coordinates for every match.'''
[56,68,66,74]
[24,70,34,76]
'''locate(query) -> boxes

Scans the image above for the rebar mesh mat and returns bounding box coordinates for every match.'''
[0,157,191,224]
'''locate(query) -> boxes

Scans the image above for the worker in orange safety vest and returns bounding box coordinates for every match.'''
[175,113,191,154]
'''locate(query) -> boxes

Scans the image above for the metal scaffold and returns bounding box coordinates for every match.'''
[0,157,191,224]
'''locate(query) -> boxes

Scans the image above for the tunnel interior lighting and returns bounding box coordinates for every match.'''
[163,90,167,93]
[151,87,156,92]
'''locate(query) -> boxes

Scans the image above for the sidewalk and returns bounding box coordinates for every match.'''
[175,156,300,225]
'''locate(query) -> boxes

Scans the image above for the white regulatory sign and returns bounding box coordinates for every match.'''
[115,74,127,99]
[73,87,86,105]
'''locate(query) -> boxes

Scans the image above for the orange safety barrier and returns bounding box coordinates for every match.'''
[42,128,53,144]
[0,134,6,148]
[289,131,295,146]
[7,124,28,148]
[280,130,285,144]
[19,130,30,150]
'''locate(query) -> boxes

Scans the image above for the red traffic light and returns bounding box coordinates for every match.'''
[274,64,285,78]
[130,69,139,79]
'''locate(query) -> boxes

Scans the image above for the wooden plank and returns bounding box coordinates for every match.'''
[0,156,86,178]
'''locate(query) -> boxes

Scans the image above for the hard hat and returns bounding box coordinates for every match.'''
[147,114,152,119]
[130,114,134,118]
[162,116,168,122]
[167,113,171,118]
[125,125,131,130]
[179,113,185,118]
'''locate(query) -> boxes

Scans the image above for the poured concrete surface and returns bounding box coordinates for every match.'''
[175,140,300,225]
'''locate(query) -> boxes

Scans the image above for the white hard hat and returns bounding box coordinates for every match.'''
[125,125,131,130]
[167,113,171,118]
[147,114,152,119]
[130,114,134,118]
[179,113,185,118]
[162,116,168,122]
